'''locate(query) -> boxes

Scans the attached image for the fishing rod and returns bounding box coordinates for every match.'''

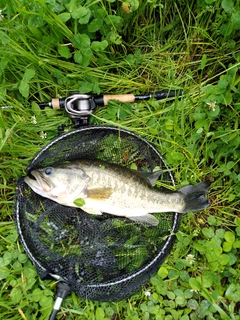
[38,90,183,127]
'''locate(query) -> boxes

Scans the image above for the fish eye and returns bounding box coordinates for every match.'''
[45,168,53,175]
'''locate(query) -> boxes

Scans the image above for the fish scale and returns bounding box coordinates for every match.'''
[85,164,156,210]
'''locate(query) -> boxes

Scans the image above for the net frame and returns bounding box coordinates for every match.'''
[14,126,182,301]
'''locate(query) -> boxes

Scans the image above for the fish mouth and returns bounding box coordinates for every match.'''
[25,170,52,192]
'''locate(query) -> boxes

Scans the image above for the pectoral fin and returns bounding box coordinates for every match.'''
[128,214,159,226]
[57,192,69,202]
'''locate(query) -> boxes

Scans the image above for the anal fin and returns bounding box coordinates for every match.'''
[128,214,159,226]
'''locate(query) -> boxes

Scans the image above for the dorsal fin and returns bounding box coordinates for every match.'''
[134,170,162,186]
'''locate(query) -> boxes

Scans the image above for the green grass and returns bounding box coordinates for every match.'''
[1,0,240,319]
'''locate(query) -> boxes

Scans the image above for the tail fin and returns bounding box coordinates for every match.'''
[178,181,211,213]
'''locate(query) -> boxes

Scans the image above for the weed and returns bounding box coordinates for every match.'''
[0,0,240,319]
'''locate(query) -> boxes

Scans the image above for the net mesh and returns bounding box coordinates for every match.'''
[14,126,181,301]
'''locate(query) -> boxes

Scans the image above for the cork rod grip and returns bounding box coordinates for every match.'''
[103,94,135,105]
[51,98,61,109]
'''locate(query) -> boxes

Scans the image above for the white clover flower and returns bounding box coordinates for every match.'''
[30,115,37,124]
[144,289,151,297]
[190,289,198,293]
[207,101,216,112]
[186,254,196,265]
[39,131,47,139]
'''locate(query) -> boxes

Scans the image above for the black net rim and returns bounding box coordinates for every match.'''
[14,125,182,301]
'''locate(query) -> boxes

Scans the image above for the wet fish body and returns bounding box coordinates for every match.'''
[24,160,210,226]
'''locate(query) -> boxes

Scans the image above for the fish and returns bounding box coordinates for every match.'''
[24,159,210,226]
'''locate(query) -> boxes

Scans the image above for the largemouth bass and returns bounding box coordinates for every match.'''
[24,159,210,226]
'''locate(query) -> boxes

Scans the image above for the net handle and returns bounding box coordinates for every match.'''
[49,282,72,320]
